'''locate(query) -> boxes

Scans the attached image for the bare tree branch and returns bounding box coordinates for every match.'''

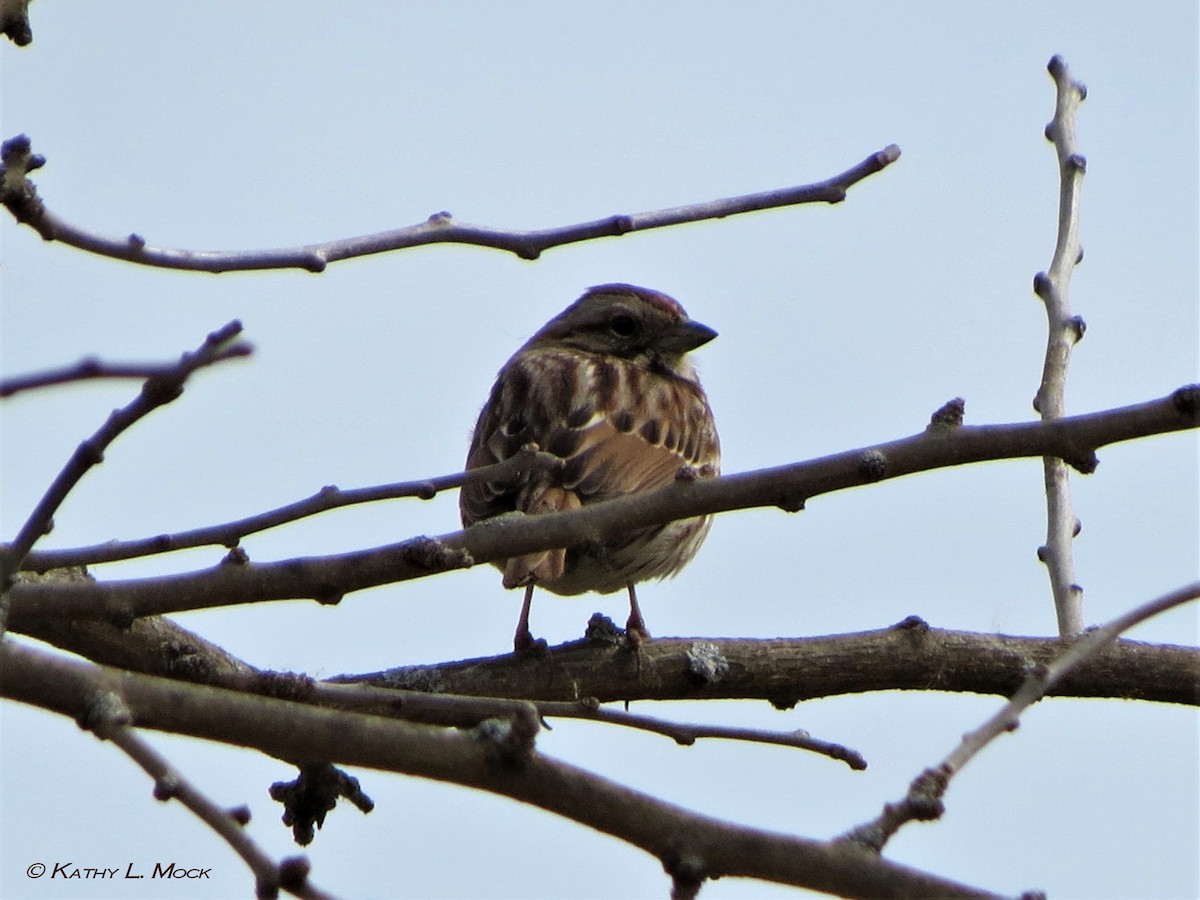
[0,347,252,398]
[17,575,1195,721]
[0,640,1006,899]
[8,387,1196,627]
[19,448,563,571]
[0,135,900,272]
[31,590,1186,766]
[86,699,334,900]
[308,680,864,768]
[839,582,1200,853]
[1033,55,1089,636]
[536,699,867,769]
[339,620,1198,707]
[9,576,865,766]
[944,583,1200,766]
[0,321,251,635]
[13,569,258,679]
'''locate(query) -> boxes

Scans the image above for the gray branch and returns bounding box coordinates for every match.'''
[0,136,900,273]
[1033,55,1089,635]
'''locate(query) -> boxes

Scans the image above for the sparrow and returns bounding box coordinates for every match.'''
[460,283,720,652]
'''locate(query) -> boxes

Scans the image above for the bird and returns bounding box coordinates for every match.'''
[460,283,720,653]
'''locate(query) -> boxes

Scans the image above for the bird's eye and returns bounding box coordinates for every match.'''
[608,313,638,338]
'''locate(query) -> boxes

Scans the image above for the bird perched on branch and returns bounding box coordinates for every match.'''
[461,283,720,653]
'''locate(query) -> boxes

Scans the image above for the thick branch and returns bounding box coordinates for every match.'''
[21,594,1193,748]
[18,605,258,681]
[0,641,1001,899]
[1,136,900,272]
[1034,55,1089,635]
[337,621,1198,707]
[8,387,1196,626]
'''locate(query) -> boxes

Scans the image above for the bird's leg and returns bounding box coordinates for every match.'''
[624,584,651,644]
[513,584,547,655]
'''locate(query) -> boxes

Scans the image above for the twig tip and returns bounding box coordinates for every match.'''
[208,320,244,344]
[1170,384,1200,416]
[277,856,311,892]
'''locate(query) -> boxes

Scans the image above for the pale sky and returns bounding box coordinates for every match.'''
[2,3,1197,899]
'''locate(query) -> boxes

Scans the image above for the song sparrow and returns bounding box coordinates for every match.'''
[461,283,720,652]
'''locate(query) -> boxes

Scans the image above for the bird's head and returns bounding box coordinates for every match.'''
[526,283,716,376]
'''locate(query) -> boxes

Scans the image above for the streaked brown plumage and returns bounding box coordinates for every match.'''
[461,283,720,652]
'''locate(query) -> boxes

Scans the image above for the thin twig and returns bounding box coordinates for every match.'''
[538,699,868,770]
[1033,55,1089,636]
[838,581,1200,853]
[19,448,562,571]
[306,681,864,768]
[1,136,901,272]
[0,322,251,635]
[1,348,251,398]
[8,386,1196,626]
[80,692,335,900]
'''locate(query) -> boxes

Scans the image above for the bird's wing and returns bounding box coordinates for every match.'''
[461,349,717,525]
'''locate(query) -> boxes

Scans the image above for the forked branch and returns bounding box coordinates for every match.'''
[839,581,1200,853]
[19,448,563,572]
[0,322,251,634]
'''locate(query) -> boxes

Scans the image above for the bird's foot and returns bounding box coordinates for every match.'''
[513,629,550,657]
[624,618,651,647]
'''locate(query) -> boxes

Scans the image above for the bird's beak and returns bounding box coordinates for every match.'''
[661,319,718,353]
